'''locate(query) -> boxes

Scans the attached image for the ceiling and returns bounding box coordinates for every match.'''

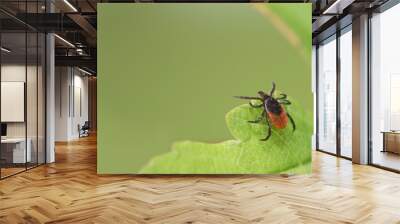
[0,0,393,74]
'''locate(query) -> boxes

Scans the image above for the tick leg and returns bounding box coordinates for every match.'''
[249,102,263,108]
[248,117,262,124]
[278,99,291,105]
[234,96,263,101]
[270,82,276,96]
[287,112,296,132]
[248,110,266,123]
[276,93,287,100]
[260,118,272,141]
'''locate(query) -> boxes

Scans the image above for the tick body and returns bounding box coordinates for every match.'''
[266,101,288,129]
[235,82,295,141]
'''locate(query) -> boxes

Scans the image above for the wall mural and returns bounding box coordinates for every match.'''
[98,3,312,174]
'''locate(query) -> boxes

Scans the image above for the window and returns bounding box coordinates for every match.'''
[370,3,400,171]
[339,27,352,158]
[317,35,337,154]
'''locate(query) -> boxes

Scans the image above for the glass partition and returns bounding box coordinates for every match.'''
[0,31,28,177]
[317,35,337,154]
[0,3,46,179]
[371,4,400,171]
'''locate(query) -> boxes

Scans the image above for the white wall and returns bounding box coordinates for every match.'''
[1,64,25,81]
[1,65,27,141]
[1,65,39,138]
[72,73,89,138]
[55,67,89,141]
[55,66,70,141]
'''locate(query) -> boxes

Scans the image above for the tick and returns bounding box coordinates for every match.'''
[235,82,296,141]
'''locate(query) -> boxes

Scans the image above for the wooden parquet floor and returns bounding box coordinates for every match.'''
[1,135,400,224]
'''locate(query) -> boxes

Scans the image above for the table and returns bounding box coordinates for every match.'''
[381,131,400,154]
[1,138,32,164]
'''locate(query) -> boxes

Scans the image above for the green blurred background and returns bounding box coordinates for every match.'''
[98,3,311,173]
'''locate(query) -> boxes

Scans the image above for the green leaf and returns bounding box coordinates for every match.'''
[140,99,312,174]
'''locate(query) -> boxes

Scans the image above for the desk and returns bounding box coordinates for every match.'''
[1,138,31,163]
[382,131,400,154]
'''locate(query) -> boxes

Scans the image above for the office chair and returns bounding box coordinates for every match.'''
[79,121,90,138]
